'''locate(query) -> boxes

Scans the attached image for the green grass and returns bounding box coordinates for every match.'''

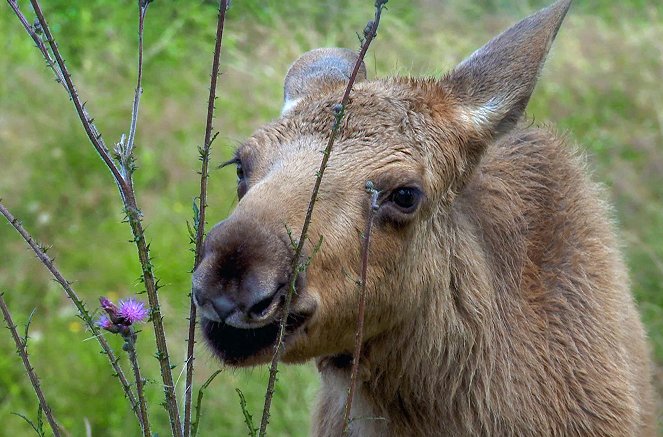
[1,0,661,435]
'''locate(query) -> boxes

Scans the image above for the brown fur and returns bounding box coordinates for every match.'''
[193,1,655,435]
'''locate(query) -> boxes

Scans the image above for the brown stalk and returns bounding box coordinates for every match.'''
[258,2,389,435]
[5,0,68,93]
[125,332,151,437]
[184,1,229,435]
[341,183,379,435]
[11,1,182,434]
[24,0,129,195]
[124,195,182,437]
[121,8,152,435]
[0,201,141,423]
[121,0,150,186]
[0,293,62,437]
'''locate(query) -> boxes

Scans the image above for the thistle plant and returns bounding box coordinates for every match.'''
[97,296,151,437]
[97,297,150,336]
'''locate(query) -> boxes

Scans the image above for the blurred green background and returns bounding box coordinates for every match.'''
[1,0,661,435]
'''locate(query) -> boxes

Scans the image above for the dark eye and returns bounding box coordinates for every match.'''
[389,187,420,213]
[236,161,247,199]
[236,161,245,181]
[219,155,249,199]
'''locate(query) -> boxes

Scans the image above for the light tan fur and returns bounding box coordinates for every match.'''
[193,1,655,435]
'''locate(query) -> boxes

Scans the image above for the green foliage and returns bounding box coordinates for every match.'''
[1,0,662,435]
[12,406,46,437]
[191,370,222,437]
[236,388,258,437]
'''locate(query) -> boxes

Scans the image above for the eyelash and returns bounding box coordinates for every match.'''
[219,155,248,199]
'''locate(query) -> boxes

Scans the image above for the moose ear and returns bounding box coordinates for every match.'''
[282,48,367,115]
[443,0,571,138]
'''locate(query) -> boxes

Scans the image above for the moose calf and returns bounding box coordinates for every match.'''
[193,0,655,435]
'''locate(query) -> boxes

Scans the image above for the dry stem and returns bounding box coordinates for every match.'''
[0,293,62,437]
[5,0,68,93]
[26,0,128,195]
[119,0,150,186]
[341,183,379,435]
[125,332,151,437]
[0,201,141,422]
[184,1,229,435]
[258,2,388,435]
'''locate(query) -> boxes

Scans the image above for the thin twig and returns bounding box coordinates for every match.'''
[125,332,151,437]
[124,206,182,437]
[0,293,62,437]
[0,201,141,422]
[184,1,228,436]
[258,2,388,435]
[120,0,150,186]
[5,0,68,93]
[23,0,129,197]
[15,2,183,433]
[341,182,379,435]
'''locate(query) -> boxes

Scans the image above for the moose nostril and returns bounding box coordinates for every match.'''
[249,295,277,318]
[211,295,236,321]
[192,286,204,308]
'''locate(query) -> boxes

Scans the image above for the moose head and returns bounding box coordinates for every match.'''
[192,0,572,367]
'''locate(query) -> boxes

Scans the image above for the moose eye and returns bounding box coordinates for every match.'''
[236,161,245,181]
[219,154,249,199]
[236,161,247,199]
[388,187,421,213]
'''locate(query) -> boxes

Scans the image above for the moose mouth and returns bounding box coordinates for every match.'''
[200,306,311,366]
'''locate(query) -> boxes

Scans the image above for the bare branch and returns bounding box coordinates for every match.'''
[117,1,150,185]
[258,2,389,435]
[23,0,129,197]
[341,182,379,435]
[124,202,182,437]
[0,201,141,422]
[184,1,229,435]
[5,0,68,93]
[124,330,151,437]
[0,293,61,437]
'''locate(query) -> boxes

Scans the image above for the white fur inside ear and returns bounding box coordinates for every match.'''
[457,96,507,130]
[281,97,302,116]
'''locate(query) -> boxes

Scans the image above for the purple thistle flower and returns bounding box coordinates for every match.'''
[96,314,113,330]
[99,296,120,322]
[117,298,149,325]
[96,314,121,334]
[99,296,118,313]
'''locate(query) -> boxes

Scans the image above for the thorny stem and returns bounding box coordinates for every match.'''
[184,2,228,435]
[123,2,182,434]
[0,201,141,423]
[0,293,62,437]
[25,0,129,200]
[5,0,68,93]
[125,332,151,437]
[122,8,151,436]
[258,2,388,435]
[121,1,150,186]
[125,209,182,437]
[341,182,379,435]
[12,2,182,434]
